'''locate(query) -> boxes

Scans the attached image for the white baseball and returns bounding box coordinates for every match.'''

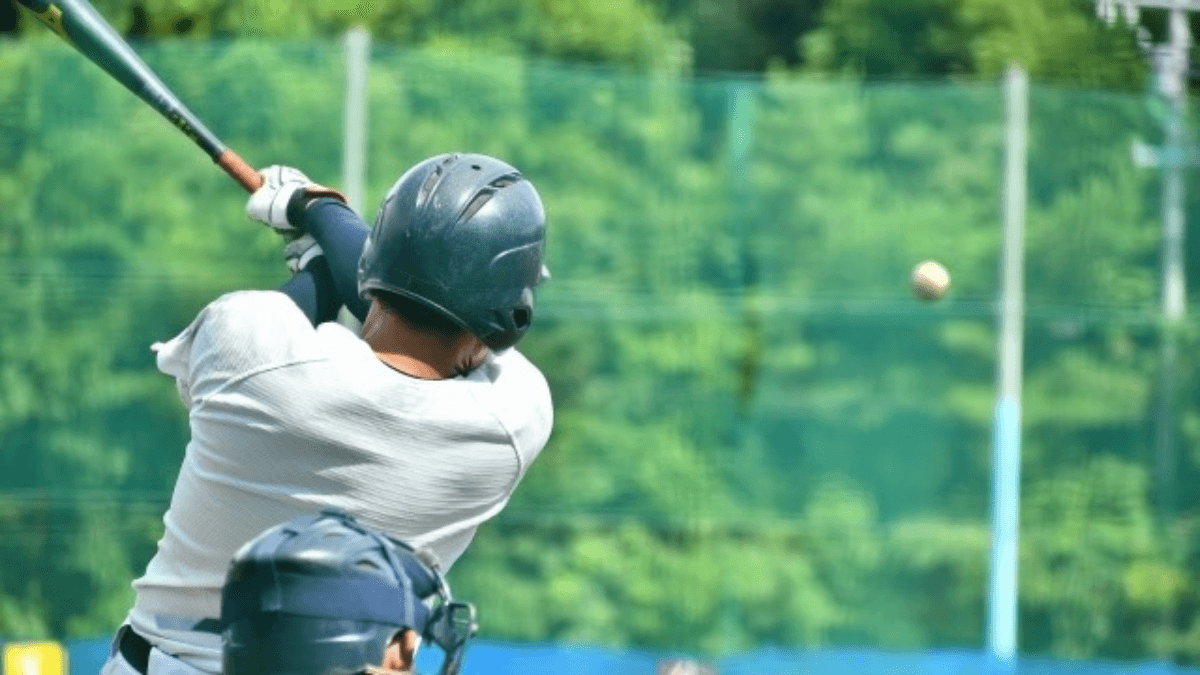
[911,260,951,301]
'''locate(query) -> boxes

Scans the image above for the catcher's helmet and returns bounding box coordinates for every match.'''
[357,153,549,351]
[220,508,477,675]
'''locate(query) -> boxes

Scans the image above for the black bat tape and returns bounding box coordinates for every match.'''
[20,0,228,160]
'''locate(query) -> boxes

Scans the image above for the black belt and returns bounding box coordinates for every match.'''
[118,626,152,675]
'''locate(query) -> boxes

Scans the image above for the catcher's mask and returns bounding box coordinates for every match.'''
[220,508,477,675]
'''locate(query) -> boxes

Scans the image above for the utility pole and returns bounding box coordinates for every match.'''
[338,26,370,333]
[1098,0,1197,522]
[342,25,371,216]
[988,64,1029,675]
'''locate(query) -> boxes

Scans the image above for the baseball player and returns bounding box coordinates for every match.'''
[220,508,477,675]
[99,153,552,675]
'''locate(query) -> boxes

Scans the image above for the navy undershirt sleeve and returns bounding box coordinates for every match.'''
[298,198,371,323]
[274,195,371,326]
[278,256,341,325]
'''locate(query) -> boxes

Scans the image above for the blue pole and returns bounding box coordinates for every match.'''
[989,395,1023,670]
[987,63,1028,673]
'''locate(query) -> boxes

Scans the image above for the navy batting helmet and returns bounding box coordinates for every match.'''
[220,508,477,675]
[357,153,549,351]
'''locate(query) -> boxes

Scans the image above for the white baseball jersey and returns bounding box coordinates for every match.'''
[124,290,553,672]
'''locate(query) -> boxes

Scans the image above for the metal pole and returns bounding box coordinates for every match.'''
[1163,6,1189,324]
[1156,8,1190,522]
[1099,0,1194,525]
[988,63,1028,674]
[338,26,370,331]
[342,25,370,215]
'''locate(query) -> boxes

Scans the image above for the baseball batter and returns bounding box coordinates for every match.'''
[99,154,553,675]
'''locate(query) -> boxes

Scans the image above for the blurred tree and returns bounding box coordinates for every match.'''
[801,0,1147,88]
[6,0,1150,85]
[800,0,976,77]
[1,0,17,35]
[661,0,822,73]
[13,0,684,69]
[960,0,1149,87]
[0,7,1196,668]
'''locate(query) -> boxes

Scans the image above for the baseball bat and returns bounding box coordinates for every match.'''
[14,0,264,193]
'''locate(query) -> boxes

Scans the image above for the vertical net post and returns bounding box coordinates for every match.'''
[342,25,370,215]
[987,62,1028,674]
[339,26,370,331]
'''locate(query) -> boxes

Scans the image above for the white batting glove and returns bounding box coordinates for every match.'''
[283,234,323,273]
[246,165,313,232]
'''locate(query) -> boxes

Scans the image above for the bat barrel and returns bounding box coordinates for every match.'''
[17,0,228,161]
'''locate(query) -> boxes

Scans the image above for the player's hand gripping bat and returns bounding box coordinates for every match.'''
[14,0,265,192]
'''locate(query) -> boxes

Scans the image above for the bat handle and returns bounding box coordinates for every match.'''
[216,150,264,193]
[214,150,350,205]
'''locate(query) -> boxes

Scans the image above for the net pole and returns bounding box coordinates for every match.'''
[342,25,370,215]
[338,26,370,331]
[987,62,1028,673]
[1154,3,1190,524]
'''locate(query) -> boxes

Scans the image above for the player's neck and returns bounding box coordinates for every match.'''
[360,302,486,379]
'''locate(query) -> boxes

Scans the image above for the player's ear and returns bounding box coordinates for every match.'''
[380,629,419,673]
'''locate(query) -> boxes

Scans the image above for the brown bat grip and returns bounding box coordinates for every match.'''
[217,150,264,193]
[215,150,350,205]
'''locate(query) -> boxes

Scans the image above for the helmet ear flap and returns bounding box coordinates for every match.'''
[478,295,534,352]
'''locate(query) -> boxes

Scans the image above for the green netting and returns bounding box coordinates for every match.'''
[0,37,1194,662]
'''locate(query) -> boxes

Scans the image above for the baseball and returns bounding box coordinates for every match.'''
[911,260,951,301]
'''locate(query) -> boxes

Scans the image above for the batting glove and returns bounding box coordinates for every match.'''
[247,166,348,233]
[283,234,323,273]
[246,166,313,232]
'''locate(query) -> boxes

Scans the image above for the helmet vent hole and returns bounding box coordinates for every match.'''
[356,560,381,571]
[461,190,495,221]
[417,167,443,207]
[512,308,531,330]
[471,164,481,170]
[489,174,519,189]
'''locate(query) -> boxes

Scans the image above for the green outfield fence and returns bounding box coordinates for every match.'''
[0,35,1197,670]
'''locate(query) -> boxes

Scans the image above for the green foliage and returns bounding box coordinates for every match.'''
[802,0,1147,88]
[0,32,1197,668]
[5,0,1153,91]
[1020,457,1175,658]
[960,0,1148,86]
[802,0,976,77]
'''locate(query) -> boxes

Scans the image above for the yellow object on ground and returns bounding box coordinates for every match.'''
[3,642,67,675]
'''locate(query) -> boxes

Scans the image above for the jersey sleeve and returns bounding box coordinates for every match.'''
[480,349,554,477]
[152,291,324,407]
